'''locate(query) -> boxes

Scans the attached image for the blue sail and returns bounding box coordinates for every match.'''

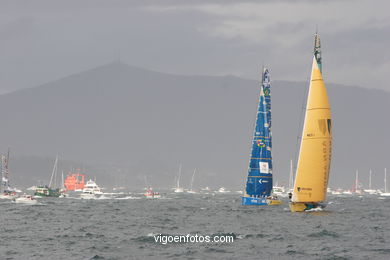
[242,68,273,205]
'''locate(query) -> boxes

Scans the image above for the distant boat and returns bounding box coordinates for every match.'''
[14,194,37,204]
[331,189,342,195]
[218,187,230,193]
[64,169,86,191]
[380,168,390,196]
[0,148,17,199]
[80,179,103,199]
[241,68,281,206]
[273,181,287,197]
[143,176,161,198]
[144,187,161,198]
[173,164,184,193]
[34,155,62,197]
[187,169,197,194]
[364,169,377,194]
[290,32,332,212]
[342,190,353,195]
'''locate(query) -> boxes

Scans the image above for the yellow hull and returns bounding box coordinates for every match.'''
[289,202,308,212]
[267,199,282,205]
[289,202,323,212]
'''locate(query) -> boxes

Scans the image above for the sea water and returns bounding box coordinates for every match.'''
[0,193,389,259]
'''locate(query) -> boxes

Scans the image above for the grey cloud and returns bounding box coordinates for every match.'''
[0,0,389,92]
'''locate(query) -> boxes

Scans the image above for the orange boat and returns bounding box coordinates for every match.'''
[64,170,85,191]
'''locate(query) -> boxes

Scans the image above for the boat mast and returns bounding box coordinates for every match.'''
[369,169,372,190]
[189,168,196,191]
[314,30,322,73]
[355,169,359,192]
[0,155,3,193]
[288,159,294,191]
[61,170,65,190]
[49,155,59,189]
[177,163,182,188]
[385,168,387,193]
[5,148,10,190]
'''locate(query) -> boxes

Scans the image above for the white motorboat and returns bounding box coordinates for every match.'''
[80,179,103,199]
[218,187,230,193]
[14,195,37,204]
[174,187,184,193]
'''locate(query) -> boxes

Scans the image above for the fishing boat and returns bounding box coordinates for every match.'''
[290,32,332,212]
[34,155,62,197]
[0,149,17,199]
[14,194,37,204]
[144,187,161,198]
[242,68,281,206]
[143,176,161,198]
[64,169,85,191]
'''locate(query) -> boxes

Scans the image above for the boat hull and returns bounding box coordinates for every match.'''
[0,193,17,199]
[242,196,282,206]
[242,196,268,205]
[34,188,61,197]
[15,198,37,204]
[268,198,282,205]
[289,202,324,212]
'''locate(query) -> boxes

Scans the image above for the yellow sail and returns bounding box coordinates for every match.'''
[290,56,332,211]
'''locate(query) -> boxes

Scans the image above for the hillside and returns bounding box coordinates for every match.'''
[1,62,389,189]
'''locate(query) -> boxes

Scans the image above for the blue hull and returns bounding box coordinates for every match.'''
[242,196,268,206]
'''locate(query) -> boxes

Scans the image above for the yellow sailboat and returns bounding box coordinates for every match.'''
[290,33,332,212]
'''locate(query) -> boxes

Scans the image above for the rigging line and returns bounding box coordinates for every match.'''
[293,77,310,177]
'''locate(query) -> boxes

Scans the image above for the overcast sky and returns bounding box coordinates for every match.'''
[0,0,389,93]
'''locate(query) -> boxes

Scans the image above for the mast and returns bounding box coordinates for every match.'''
[189,168,196,191]
[288,159,294,191]
[177,163,182,188]
[0,155,3,193]
[49,155,58,189]
[385,168,387,193]
[2,148,11,192]
[355,169,359,192]
[61,170,65,190]
[369,169,372,190]
[314,31,322,73]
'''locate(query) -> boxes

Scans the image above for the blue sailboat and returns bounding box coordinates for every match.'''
[242,68,281,206]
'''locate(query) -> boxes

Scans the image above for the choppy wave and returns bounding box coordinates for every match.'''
[1,194,389,259]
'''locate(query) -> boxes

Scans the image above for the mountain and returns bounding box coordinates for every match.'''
[0,61,389,190]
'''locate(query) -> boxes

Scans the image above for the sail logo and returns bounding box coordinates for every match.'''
[259,179,269,184]
[263,87,270,96]
[259,162,269,173]
[256,140,266,147]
